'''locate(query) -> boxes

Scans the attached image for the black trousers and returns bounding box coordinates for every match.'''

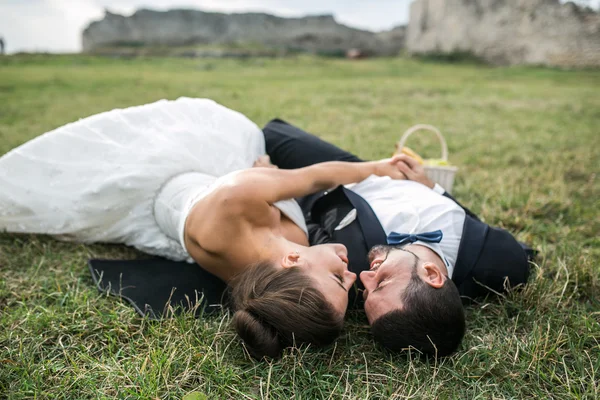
[264,118,363,168]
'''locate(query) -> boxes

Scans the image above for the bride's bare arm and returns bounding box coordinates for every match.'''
[223,157,405,206]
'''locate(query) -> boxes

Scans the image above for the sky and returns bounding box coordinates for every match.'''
[0,0,598,54]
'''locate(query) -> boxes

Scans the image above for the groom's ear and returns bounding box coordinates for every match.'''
[281,252,302,269]
[421,262,446,288]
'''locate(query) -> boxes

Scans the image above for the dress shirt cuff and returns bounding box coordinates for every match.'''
[432,183,446,195]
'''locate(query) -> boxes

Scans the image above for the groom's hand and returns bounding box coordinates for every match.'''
[253,155,278,169]
[373,156,408,180]
[394,154,435,189]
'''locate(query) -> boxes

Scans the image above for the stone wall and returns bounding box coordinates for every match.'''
[406,0,600,67]
[82,9,404,56]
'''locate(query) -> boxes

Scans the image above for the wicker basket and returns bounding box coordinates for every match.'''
[398,124,458,193]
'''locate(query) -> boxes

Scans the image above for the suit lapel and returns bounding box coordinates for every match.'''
[452,215,488,288]
[342,187,387,250]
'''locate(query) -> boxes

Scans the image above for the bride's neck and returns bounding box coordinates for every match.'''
[278,216,310,247]
[266,236,307,266]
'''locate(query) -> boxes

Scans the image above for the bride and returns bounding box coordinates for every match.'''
[0,97,405,358]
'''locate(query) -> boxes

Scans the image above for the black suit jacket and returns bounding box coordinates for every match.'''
[263,119,531,304]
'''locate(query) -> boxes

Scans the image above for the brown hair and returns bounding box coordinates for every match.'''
[371,269,465,357]
[230,261,343,359]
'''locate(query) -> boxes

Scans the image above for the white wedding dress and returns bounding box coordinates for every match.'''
[0,97,307,262]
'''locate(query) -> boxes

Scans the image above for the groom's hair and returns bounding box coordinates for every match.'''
[371,269,465,357]
[230,261,343,359]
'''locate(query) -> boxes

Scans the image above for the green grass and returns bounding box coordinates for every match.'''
[1,54,599,399]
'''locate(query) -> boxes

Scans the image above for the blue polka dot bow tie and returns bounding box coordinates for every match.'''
[386,230,444,246]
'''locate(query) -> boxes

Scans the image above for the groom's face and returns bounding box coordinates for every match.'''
[359,245,421,324]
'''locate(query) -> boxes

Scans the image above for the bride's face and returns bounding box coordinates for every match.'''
[290,243,357,314]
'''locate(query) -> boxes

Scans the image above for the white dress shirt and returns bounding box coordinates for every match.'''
[346,176,466,277]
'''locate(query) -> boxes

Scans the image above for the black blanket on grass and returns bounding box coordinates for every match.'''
[88,258,228,319]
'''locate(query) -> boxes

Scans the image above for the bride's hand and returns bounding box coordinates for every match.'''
[373,156,407,180]
[253,155,278,169]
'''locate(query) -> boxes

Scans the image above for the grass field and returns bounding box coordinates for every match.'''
[1,54,599,399]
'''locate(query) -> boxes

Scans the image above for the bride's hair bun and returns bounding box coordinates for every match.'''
[229,261,343,359]
[232,309,281,359]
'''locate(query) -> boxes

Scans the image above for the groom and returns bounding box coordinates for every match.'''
[263,119,532,357]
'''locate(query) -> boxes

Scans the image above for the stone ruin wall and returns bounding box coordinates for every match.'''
[406,0,600,67]
[82,3,600,67]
